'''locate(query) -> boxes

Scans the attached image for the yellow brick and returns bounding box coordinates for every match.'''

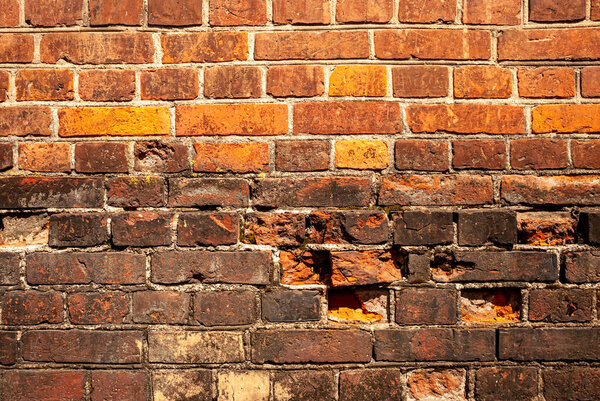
[58,107,170,137]
[335,140,388,170]
[329,66,387,97]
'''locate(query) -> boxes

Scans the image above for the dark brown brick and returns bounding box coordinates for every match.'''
[273,371,336,401]
[0,332,17,365]
[89,0,143,25]
[572,140,600,169]
[112,212,171,247]
[0,143,12,171]
[68,292,129,324]
[395,139,449,171]
[244,212,305,246]
[476,367,539,401]
[25,0,83,26]
[91,371,148,401]
[457,210,517,246]
[142,68,198,100]
[168,178,249,208]
[0,253,20,285]
[1,291,62,325]
[529,0,585,22]
[148,0,203,25]
[529,288,593,322]
[49,213,108,247]
[75,142,128,173]
[276,140,330,172]
[132,291,190,324]
[178,213,239,246]
[510,138,568,170]
[339,369,403,401]
[393,211,453,245]
[406,253,431,283]
[581,211,600,245]
[564,251,600,283]
[543,368,600,401]
[205,66,261,98]
[194,291,257,326]
[453,139,506,170]
[134,141,189,173]
[0,370,85,400]
[309,210,388,245]
[262,289,320,322]
[107,176,166,207]
[396,288,457,325]
[0,177,103,209]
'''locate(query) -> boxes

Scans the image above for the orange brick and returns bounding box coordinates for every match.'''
[329,66,386,97]
[19,143,71,172]
[79,70,136,102]
[572,140,600,169]
[193,142,269,173]
[336,0,393,23]
[204,66,261,99]
[374,30,491,60]
[162,32,248,63]
[141,68,198,100]
[59,107,171,137]
[209,0,266,25]
[148,0,202,25]
[499,29,600,61]
[335,140,388,170]
[529,0,585,22]
[0,0,19,27]
[0,71,8,102]
[463,0,521,25]
[0,107,52,136]
[255,31,369,60]
[272,0,330,24]
[407,104,524,134]
[0,35,34,63]
[267,66,324,97]
[392,66,449,98]
[398,0,456,23]
[89,0,143,25]
[532,105,600,133]
[581,67,600,98]
[16,69,74,101]
[176,104,288,136]
[25,0,83,26]
[518,68,575,98]
[454,66,512,99]
[594,0,600,20]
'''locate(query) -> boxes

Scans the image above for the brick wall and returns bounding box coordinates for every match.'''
[0,0,600,400]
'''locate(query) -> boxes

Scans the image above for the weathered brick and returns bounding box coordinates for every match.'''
[0,332,17,365]
[254,177,370,208]
[0,107,51,136]
[178,213,238,246]
[0,71,8,102]
[141,68,199,100]
[0,144,12,171]
[543,368,600,401]
[330,65,386,97]
[79,70,136,102]
[0,371,85,400]
[176,104,287,136]
[532,104,600,133]
[529,0,585,22]
[27,252,146,284]
[581,212,600,245]
[244,212,305,246]
[398,0,456,23]
[392,66,449,98]
[499,328,600,360]
[340,369,403,401]
[153,370,212,401]
[49,213,108,247]
[267,66,324,97]
[498,29,600,61]
[518,67,575,98]
[396,288,457,325]
[107,176,166,207]
[405,254,431,283]
[454,66,512,99]
[309,210,388,245]
[262,289,320,322]
[476,367,538,401]
[22,330,143,363]
[453,139,506,170]
[395,139,448,171]
[272,0,330,24]
[135,141,189,173]
[330,250,403,287]
[255,31,369,60]
[205,66,261,98]
[457,210,517,246]
[194,142,269,173]
[375,30,491,60]
[0,177,103,208]
[581,67,600,97]
[41,32,154,64]
[408,369,466,401]
[328,288,388,324]
[162,32,248,63]
[59,107,170,137]
[133,291,190,324]
[594,0,600,20]
[276,140,329,171]
[25,0,83,26]
[149,330,244,363]
[0,0,19,27]
[194,291,257,326]
[407,104,525,134]
[273,371,336,401]
[148,0,203,26]
[252,329,372,363]
[335,140,388,170]
[91,371,148,401]
[461,289,521,323]
[380,175,493,206]
[16,69,74,101]
[280,250,329,285]
[209,0,266,25]
[502,175,600,205]
[152,251,271,285]
[393,211,453,245]
[0,214,48,247]
[529,288,593,322]
[0,35,34,63]
[1,291,62,325]
[375,328,495,361]
[68,292,129,324]
[0,253,24,285]
[463,0,521,24]
[217,371,270,401]
[18,142,71,172]
[518,212,575,246]
[75,142,128,173]
[89,0,143,25]
[168,177,249,208]
[112,212,171,247]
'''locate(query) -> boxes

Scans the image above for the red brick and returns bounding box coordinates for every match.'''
[0,144,12,171]
[396,288,457,325]
[209,0,266,25]
[340,369,403,401]
[255,31,369,60]
[252,330,372,363]
[395,139,448,171]
[75,142,129,173]
[111,212,172,247]
[89,0,143,25]
[0,371,85,400]
[194,291,257,326]
[336,0,393,23]
[162,32,248,63]
[244,212,305,246]
[92,371,148,401]
[133,291,190,324]
[79,70,136,102]
[454,66,512,99]
[502,175,600,205]
[16,69,73,101]
[379,174,493,206]
[0,71,8,102]
[453,139,506,170]
[273,0,330,24]
[1,291,62,325]
[543,368,600,401]
[581,67,600,98]
[49,213,108,247]
[510,139,568,170]
[177,212,239,246]
[518,68,575,98]
[27,252,146,285]
[309,210,388,245]
[0,177,103,208]
[107,176,166,207]
[276,140,329,171]
[392,66,448,98]
[204,66,261,98]
[168,177,249,208]
[142,68,198,100]
[25,0,83,26]
[22,330,143,363]
[18,143,71,172]
[0,107,51,136]
[134,141,189,173]
[0,332,16,365]
[498,29,600,61]
[476,367,539,401]
[330,250,403,286]
[41,32,154,64]
[529,0,585,22]
[532,104,600,133]
[68,292,129,324]
[529,288,593,323]
[375,30,491,60]
[0,35,34,63]
[398,0,456,23]
[407,104,524,134]
[0,0,19,27]
[194,142,268,173]
[294,102,401,134]
[267,66,324,97]
[148,0,203,25]
[463,0,521,24]
[572,140,600,169]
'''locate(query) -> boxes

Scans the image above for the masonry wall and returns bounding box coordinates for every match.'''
[1,0,600,400]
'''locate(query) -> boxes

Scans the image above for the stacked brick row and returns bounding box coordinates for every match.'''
[2,0,600,400]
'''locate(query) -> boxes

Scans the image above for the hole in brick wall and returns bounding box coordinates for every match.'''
[0,213,49,246]
[327,288,387,324]
[517,212,576,246]
[280,250,332,285]
[460,289,521,323]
